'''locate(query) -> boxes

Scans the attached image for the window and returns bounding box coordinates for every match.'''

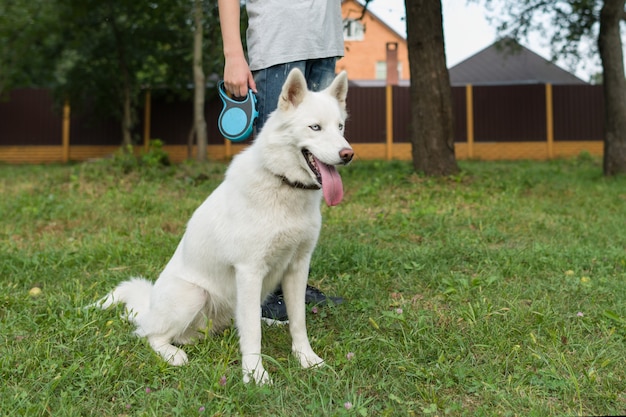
[343,19,364,41]
[375,61,403,80]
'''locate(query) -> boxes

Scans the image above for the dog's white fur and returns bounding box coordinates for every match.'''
[94,69,352,385]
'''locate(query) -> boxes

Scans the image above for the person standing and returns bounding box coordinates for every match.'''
[218,0,345,322]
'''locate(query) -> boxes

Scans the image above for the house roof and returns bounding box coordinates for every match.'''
[448,39,588,86]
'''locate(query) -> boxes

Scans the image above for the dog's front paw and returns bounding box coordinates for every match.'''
[241,355,272,385]
[150,339,189,366]
[294,349,325,369]
[164,347,188,366]
[242,366,272,385]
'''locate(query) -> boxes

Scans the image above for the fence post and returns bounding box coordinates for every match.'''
[465,84,474,159]
[224,136,232,159]
[386,84,393,160]
[545,83,554,159]
[143,89,151,151]
[62,99,70,163]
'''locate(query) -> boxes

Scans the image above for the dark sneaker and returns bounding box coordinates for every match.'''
[261,291,289,325]
[261,285,344,325]
[305,285,344,306]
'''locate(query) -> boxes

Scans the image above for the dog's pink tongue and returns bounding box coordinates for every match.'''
[314,156,344,206]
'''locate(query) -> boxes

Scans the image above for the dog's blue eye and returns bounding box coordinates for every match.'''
[309,124,321,131]
[339,124,344,131]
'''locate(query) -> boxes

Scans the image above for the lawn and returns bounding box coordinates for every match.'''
[1,155,625,416]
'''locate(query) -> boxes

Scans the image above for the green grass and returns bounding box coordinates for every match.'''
[1,155,625,416]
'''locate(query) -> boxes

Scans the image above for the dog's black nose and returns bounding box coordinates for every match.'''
[339,148,354,164]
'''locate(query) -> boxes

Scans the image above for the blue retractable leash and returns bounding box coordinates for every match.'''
[217,81,258,142]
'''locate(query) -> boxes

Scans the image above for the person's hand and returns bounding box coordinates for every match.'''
[223,56,257,98]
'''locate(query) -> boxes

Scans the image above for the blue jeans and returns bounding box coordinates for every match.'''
[253,57,338,132]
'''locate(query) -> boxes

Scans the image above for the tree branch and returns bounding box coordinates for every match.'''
[357,0,372,21]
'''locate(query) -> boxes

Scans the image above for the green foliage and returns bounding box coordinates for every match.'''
[0,0,60,95]
[53,0,221,115]
[140,139,171,168]
[0,0,225,130]
[1,159,626,416]
[82,140,173,177]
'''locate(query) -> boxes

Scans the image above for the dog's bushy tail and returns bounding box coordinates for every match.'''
[90,277,153,322]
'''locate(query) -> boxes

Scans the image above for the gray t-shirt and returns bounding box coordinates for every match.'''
[245,0,345,71]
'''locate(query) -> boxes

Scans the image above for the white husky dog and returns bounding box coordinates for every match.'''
[93,69,353,385]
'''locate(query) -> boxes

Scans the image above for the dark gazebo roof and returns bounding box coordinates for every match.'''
[449,39,588,86]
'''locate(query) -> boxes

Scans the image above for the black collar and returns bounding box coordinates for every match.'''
[278,175,321,190]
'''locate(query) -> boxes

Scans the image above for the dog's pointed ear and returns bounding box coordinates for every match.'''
[279,69,307,111]
[325,71,348,110]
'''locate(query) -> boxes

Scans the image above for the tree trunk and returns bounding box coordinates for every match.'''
[598,0,626,176]
[193,0,208,162]
[404,0,459,176]
[107,9,134,148]
[121,83,133,147]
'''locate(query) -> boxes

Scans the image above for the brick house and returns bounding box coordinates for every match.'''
[338,0,409,84]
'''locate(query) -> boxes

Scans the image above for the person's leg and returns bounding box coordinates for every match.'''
[303,57,338,92]
[253,61,307,132]
[301,57,345,305]
[255,58,344,323]
[252,57,337,132]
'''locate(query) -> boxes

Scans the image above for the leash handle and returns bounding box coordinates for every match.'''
[217,81,258,142]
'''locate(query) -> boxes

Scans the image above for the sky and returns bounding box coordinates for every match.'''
[365,0,610,82]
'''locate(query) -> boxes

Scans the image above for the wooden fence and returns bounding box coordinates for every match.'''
[0,84,604,164]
